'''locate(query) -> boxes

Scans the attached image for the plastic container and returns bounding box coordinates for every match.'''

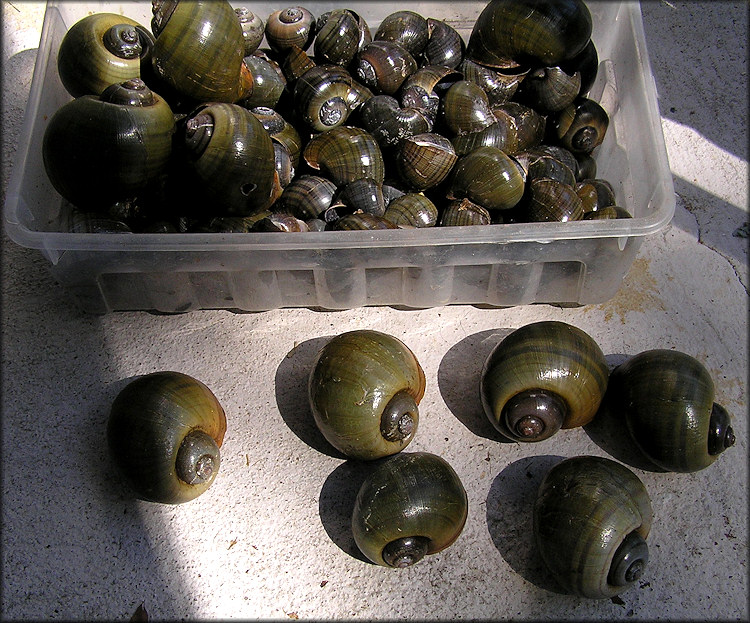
[4,1,675,314]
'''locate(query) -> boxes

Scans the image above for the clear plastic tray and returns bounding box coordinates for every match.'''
[4,1,675,313]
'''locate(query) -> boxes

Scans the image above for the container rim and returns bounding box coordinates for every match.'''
[3,0,676,254]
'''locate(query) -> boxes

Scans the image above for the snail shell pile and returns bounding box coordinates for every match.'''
[45,0,631,233]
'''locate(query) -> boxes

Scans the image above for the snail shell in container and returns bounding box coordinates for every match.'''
[447,146,525,211]
[552,97,609,155]
[481,321,609,442]
[354,40,418,96]
[42,79,174,211]
[439,198,492,227]
[293,65,356,132]
[265,6,317,54]
[442,80,496,136]
[396,133,457,192]
[331,213,398,230]
[150,0,252,103]
[308,330,425,460]
[357,95,432,150]
[424,18,465,69]
[234,7,265,57]
[176,102,276,216]
[523,178,584,223]
[607,349,736,472]
[374,11,430,58]
[57,12,154,98]
[107,371,227,504]
[303,126,385,186]
[314,9,372,67]
[383,193,439,228]
[466,0,593,70]
[352,452,468,567]
[534,455,653,599]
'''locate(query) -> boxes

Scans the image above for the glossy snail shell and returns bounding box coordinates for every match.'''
[481,321,609,442]
[374,11,430,58]
[234,7,265,57]
[308,329,426,460]
[383,193,439,228]
[176,102,276,216]
[57,12,153,98]
[151,0,251,103]
[466,0,593,70]
[552,97,609,155]
[352,452,468,567]
[534,455,653,599]
[447,146,525,211]
[265,6,317,54]
[107,371,227,504]
[42,79,174,211]
[314,9,371,67]
[303,126,385,186]
[607,349,736,472]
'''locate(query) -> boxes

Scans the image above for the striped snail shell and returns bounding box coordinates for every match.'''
[481,321,609,442]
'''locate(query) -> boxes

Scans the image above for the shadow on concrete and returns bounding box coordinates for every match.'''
[274,335,348,459]
[437,328,515,443]
[318,460,375,565]
[485,455,567,595]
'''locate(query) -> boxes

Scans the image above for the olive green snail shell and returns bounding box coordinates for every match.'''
[42,79,175,211]
[107,371,227,504]
[308,330,426,461]
[534,455,653,599]
[352,452,468,567]
[57,12,154,98]
[480,321,609,442]
[151,0,251,103]
[607,349,736,472]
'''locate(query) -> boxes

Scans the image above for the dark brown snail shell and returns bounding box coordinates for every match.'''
[293,65,357,132]
[438,198,492,227]
[107,371,227,504]
[42,79,175,211]
[552,97,609,155]
[277,174,337,220]
[303,126,385,186]
[481,321,609,442]
[424,18,465,69]
[331,212,398,230]
[395,133,457,191]
[442,80,496,136]
[374,11,430,58]
[459,58,528,106]
[57,12,154,98]
[336,178,386,216]
[534,456,653,599]
[357,95,432,150]
[466,0,593,70]
[265,6,317,54]
[352,452,468,567]
[607,349,736,472]
[308,329,425,460]
[314,9,371,67]
[354,40,418,96]
[150,0,252,103]
[522,178,584,222]
[175,102,277,216]
[240,53,287,110]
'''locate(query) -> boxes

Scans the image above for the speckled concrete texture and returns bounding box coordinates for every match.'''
[2,1,747,620]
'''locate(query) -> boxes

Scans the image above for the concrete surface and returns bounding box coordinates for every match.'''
[1,1,747,620]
